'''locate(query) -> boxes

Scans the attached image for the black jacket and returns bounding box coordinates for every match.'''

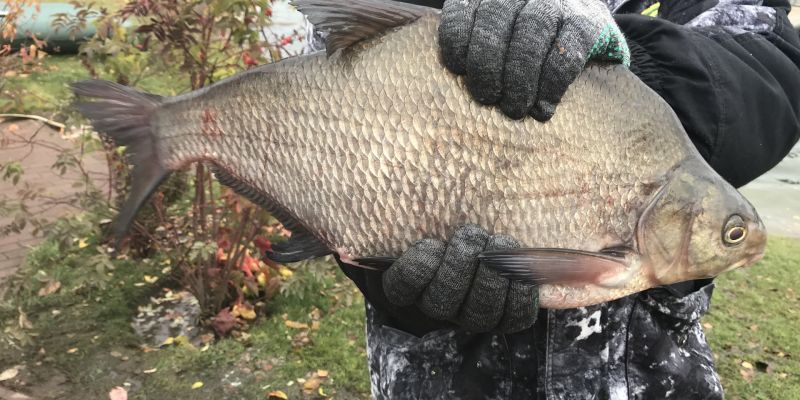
[339,0,800,398]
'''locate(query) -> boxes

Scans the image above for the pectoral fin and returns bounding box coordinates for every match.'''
[479,248,632,288]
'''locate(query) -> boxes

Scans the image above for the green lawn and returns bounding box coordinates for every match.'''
[2,55,187,115]
[704,236,800,399]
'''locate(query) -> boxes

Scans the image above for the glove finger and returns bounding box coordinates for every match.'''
[465,0,527,105]
[529,12,598,121]
[497,280,539,333]
[439,0,482,74]
[499,0,560,120]
[457,234,521,332]
[419,224,490,320]
[383,238,446,307]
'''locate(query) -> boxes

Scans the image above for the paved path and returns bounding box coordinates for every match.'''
[0,119,108,286]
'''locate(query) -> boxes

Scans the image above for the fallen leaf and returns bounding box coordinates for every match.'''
[143,368,157,374]
[174,335,191,347]
[740,368,753,382]
[749,325,759,332]
[285,320,309,329]
[0,367,19,381]
[110,351,123,358]
[143,275,158,284]
[741,361,753,370]
[779,373,788,379]
[191,381,203,389]
[162,337,175,346]
[109,386,128,400]
[318,387,327,397]
[702,322,712,330]
[279,266,294,279]
[38,280,61,296]
[67,348,79,354]
[78,238,89,249]
[18,308,33,329]
[303,377,322,393]
[311,321,321,330]
[232,304,257,320]
[267,390,288,399]
[212,308,237,336]
[316,369,329,378]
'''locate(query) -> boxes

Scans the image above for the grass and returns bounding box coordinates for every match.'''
[0,214,370,399]
[704,236,800,399]
[1,55,187,115]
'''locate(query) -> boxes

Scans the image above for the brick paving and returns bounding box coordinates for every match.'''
[0,119,108,287]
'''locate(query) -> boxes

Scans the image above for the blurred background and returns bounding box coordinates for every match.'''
[0,1,798,399]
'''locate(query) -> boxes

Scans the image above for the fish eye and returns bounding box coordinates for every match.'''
[723,215,747,246]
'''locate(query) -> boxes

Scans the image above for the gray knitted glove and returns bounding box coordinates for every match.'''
[383,224,539,333]
[440,0,630,121]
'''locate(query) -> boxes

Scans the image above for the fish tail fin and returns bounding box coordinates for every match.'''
[72,79,171,247]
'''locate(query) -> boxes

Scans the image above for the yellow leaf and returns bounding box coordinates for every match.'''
[162,337,175,346]
[142,368,157,374]
[191,381,203,389]
[257,272,268,286]
[231,304,256,320]
[67,348,79,354]
[279,266,294,279]
[318,387,327,397]
[284,320,309,329]
[143,275,158,284]
[0,367,19,381]
[741,361,754,370]
[78,238,89,248]
[38,280,61,296]
[267,390,288,400]
[316,369,329,378]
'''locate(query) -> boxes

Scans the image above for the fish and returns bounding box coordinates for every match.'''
[70,0,766,309]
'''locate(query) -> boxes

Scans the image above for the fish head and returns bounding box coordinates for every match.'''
[636,158,766,285]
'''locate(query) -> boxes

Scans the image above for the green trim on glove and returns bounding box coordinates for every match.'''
[588,23,631,66]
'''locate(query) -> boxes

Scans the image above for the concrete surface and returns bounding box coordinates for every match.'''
[0,119,107,286]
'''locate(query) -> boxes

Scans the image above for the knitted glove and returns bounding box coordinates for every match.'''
[439,0,630,120]
[383,224,539,333]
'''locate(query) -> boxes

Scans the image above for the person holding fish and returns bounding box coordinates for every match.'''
[327,0,800,399]
[70,0,800,398]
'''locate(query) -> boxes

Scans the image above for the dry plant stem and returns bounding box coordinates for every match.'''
[0,114,66,132]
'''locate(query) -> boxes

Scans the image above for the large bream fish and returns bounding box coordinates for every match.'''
[72,0,766,308]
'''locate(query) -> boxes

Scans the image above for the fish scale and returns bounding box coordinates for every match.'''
[72,2,765,308]
[156,16,681,257]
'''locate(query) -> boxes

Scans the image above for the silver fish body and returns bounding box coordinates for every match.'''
[73,11,766,308]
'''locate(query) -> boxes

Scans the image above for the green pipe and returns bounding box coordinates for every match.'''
[1,3,97,54]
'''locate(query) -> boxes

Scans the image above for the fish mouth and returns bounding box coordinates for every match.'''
[720,251,765,274]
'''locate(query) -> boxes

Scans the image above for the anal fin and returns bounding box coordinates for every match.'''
[351,256,396,271]
[210,165,333,263]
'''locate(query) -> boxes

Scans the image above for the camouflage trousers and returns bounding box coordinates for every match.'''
[364,283,722,399]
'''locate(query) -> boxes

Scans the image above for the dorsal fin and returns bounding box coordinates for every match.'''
[292,0,433,56]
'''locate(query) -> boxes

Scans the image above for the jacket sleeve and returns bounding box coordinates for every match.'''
[617,0,800,188]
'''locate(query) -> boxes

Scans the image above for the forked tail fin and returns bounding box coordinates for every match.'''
[72,79,172,246]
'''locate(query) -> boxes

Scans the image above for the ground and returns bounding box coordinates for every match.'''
[0,119,108,291]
